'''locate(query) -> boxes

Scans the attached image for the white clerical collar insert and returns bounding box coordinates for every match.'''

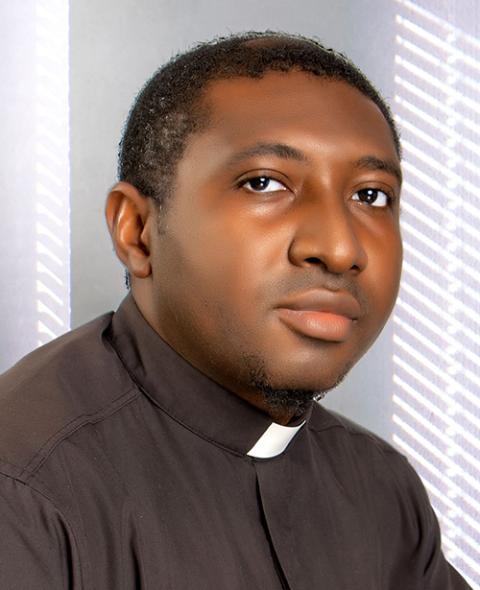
[247,421,305,459]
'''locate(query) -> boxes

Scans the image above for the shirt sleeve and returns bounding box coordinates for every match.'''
[390,452,473,590]
[0,472,82,590]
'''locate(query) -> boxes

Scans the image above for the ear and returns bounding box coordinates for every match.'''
[105,182,153,279]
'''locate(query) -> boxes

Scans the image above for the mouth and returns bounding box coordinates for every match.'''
[275,289,361,342]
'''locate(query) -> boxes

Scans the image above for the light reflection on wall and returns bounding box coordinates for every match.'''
[34,0,70,345]
[393,1,480,586]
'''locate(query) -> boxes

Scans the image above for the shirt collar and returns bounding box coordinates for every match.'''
[246,420,306,458]
[108,295,311,458]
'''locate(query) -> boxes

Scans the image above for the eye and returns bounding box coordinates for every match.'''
[352,188,390,208]
[240,176,287,193]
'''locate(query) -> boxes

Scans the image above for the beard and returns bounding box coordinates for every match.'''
[242,353,347,418]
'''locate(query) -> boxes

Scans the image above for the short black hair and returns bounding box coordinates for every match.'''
[118,31,400,206]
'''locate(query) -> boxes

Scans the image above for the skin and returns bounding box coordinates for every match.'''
[106,72,403,425]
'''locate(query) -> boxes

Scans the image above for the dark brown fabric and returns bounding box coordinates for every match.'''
[0,296,471,589]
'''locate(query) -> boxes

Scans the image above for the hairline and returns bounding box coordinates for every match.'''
[118,31,402,211]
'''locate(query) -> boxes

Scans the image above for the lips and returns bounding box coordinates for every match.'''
[275,289,362,342]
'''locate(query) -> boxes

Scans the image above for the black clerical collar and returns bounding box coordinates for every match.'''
[109,295,310,458]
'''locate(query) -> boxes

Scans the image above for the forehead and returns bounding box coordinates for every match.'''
[193,71,398,161]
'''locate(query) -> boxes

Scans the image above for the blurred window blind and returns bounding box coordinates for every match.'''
[393,1,480,587]
[0,0,70,372]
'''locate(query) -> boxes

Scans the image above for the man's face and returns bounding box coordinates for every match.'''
[146,72,402,411]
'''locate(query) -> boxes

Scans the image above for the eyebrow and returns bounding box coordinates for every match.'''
[355,155,403,185]
[224,142,402,185]
[224,142,308,168]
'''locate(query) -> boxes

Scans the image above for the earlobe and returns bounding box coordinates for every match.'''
[105,182,152,279]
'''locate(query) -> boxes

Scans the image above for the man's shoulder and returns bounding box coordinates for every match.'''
[309,403,411,475]
[309,403,428,498]
[0,312,137,480]
[310,404,399,453]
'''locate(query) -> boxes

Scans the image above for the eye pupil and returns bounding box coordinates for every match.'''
[249,176,270,190]
[359,188,377,203]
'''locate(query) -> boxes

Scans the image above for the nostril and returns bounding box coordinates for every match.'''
[305,257,322,264]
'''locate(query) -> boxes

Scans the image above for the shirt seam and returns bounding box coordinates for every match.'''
[19,387,140,482]
[0,469,87,590]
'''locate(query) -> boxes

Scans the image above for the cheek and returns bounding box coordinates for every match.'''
[366,232,402,317]
[161,219,266,319]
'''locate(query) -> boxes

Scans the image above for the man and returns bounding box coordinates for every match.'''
[0,32,471,589]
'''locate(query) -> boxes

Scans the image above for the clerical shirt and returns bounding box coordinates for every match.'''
[0,296,471,589]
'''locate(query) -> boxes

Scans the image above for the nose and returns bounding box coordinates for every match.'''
[288,200,367,274]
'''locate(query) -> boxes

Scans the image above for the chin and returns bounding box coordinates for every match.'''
[273,356,355,392]
[243,352,352,408]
